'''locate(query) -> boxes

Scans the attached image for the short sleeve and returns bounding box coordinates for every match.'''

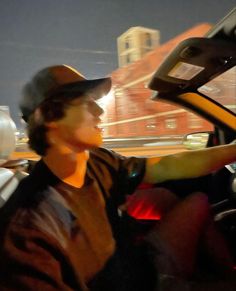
[88,148,146,205]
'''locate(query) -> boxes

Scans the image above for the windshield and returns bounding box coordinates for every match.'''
[198,66,236,114]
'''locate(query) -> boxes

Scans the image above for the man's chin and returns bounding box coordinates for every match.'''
[82,138,103,149]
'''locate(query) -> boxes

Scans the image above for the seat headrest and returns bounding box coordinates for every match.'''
[0,168,28,208]
[0,111,16,162]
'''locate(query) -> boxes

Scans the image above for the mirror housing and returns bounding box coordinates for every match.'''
[183,131,215,150]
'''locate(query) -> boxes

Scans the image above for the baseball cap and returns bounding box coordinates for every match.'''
[20,64,112,122]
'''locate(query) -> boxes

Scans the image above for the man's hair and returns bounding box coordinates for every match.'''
[27,96,75,156]
[21,64,111,155]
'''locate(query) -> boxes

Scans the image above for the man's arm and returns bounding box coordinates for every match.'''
[143,144,236,184]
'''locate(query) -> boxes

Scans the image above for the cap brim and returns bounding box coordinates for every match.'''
[49,77,112,100]
[20,77,112,123]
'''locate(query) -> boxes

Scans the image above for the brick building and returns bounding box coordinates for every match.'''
[100,24,214,138]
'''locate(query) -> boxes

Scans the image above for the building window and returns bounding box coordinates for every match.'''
[128,104,138,115]
[126,53,131,64]
[165,118,177,129]
[117,105,125,115]
[129,122,137,134]
[145,48,152,53]
[145,33,152,47]
[125,37,131,49]
[118,124,125,134]
[103,127,108,136]
[145,99,154,109]
[188,113,202,129]
[146,118,157,132]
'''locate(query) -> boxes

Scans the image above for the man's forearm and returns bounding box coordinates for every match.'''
[144,144,236,184]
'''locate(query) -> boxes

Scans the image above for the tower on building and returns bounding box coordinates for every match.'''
[117,26,160,67]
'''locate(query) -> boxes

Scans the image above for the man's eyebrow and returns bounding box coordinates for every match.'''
[69,97,91,106]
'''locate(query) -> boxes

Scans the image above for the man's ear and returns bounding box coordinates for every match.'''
[45,121,58,129]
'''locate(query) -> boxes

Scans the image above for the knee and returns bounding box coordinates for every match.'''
[187,192,209,204]
[184,192,210,217]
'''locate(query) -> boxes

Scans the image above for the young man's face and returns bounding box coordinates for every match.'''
[50,95,104,151]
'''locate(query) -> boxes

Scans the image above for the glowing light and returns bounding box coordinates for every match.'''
[128,199,162,220]
[97,88,114,109]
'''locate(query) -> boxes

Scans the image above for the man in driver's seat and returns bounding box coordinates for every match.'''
[0,64,235,290]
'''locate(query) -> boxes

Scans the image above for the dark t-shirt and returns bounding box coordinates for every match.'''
[0,148,156,291]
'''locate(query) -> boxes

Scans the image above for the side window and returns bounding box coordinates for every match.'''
[125,37,131,49]
[126,53,131,64]
[145,33,152,47]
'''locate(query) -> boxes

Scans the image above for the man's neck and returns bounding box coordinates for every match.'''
[43,146,89,188]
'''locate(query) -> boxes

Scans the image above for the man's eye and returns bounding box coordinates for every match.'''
[87,100,96,106]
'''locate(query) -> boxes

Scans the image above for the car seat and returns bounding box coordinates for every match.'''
[0,110,28,207]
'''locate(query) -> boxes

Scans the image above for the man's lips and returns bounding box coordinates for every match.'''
[94,125,103,132]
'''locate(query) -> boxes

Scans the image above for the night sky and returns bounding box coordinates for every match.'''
[0,0,235,128]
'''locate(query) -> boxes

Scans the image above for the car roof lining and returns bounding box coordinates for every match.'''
[148,8,236,133]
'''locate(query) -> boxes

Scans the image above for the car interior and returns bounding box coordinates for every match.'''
[0,6,235,283]
[0,111,28,208]
[147,7,236,203]
[125,7,236,267]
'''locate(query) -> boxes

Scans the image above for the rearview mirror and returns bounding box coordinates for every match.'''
[183,132,211,150]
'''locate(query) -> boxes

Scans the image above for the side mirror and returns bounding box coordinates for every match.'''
[183,132,212,150]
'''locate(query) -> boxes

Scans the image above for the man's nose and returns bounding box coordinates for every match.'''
[93,102,104,116]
